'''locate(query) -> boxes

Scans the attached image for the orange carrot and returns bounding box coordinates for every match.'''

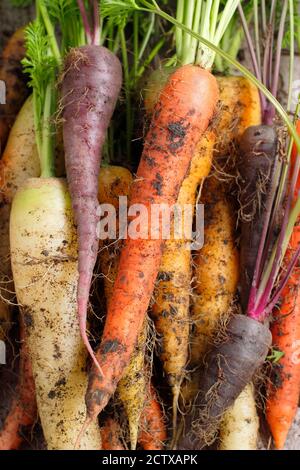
[266,123,300,450]
[0,323,37,450]
[139,385,167,451]
[101,418,125,450]
[85,65,218,422]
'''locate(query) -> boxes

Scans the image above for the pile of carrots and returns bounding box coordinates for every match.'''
[0,0,300,451]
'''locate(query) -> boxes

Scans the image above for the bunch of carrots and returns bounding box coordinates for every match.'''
[0,0,300,451]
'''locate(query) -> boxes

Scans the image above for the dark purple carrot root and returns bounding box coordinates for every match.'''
[238,125,278,312]
[178,314,272,450]
[62,45,122,372]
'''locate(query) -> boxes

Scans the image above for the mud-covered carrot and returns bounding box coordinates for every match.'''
[85,0,245,429]
[61,1,122,372]
[190,177,239,365]
[84,0,239,425]
[144,58,215,433]
[0,27,29,153]
[178,315,271,449]
[138,384,167,451]
[10,16,101,450]
[98,166,147,451]
[101,418,125,451]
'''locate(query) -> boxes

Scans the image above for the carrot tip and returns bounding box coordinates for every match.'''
[74,417,93,450]
[79,321,104,378]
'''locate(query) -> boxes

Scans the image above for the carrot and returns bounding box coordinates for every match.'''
[0,27,29,153]
[266,121,300,450]
[266,274,300,449]
[138,384,167,451]
[144,67,215,429]
[10,178,102,450]
[151,130,215,422]
[0,95,39,340]
[101,418,125,451]
[179,77,261,414]
[62,38,122,372]
[190,178,239,365]
[0,321,37,450]
[98,166,147,450]
[178,314,271,449]
[86,0,243,428]
[219,383,259,450]
[9,17,101,450]
[238,125,278,312]
[86,64,218,419]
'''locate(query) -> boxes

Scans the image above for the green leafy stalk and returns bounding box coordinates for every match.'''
[22,20,57,177]
[38,0,61,63]
[100,0,300,152]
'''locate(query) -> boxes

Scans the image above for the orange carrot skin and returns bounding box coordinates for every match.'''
[86,65,219,419]
[0,326,36,450]
[101,418,124,450]
[139,385,167,451]
[266,123,300,449]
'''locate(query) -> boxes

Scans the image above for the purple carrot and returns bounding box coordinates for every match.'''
[62,45,122,373]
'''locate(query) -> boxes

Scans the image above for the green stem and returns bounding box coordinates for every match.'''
[133,12,139,79]
[287,0,295,112]
[119,26,132,162]
[176,0,184,60]
[38,0,61,64]
[181,0,195,65]
[253,0,261,73]
[138,12,155,61]
[136,37,165,78]
[258,197,300,302]
[189,0,203,64]
[33,90,42,159]
[40,82,55,178]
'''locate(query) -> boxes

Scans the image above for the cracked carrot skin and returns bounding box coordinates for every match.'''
[86,65,219,422]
